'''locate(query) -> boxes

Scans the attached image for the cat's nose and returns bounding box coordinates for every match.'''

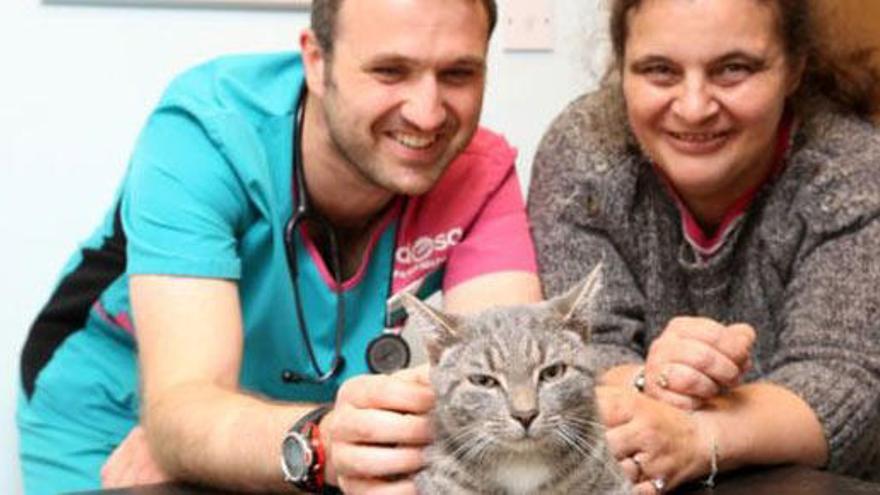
[512,410,538,430]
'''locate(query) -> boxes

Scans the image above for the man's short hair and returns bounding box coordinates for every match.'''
[311,0,498,56]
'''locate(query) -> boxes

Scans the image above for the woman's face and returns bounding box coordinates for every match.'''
[622,0,803,222]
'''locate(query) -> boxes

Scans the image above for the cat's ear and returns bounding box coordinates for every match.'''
[400,292,461,365]
[548,262,603,337]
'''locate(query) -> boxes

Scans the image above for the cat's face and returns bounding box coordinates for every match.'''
[402,264,604,457]
[433,306,599,453]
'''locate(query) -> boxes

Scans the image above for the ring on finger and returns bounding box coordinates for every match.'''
[651,477,667,493]
[655,370,670,389]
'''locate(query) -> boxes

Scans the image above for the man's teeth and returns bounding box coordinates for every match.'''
[670,131,727,142]
[393,133,436,149]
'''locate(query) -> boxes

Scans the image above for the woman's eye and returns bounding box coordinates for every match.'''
[539,363,567,382]
[646,65,672,75]
[714,63,755,84]
[468,374,500,388]
[639,64,679,84]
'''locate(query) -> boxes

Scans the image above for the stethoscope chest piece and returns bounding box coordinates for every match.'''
[366,332,411,374]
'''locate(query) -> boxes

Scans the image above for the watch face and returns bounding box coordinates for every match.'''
[367,333,411,374]
[281,432,311,481]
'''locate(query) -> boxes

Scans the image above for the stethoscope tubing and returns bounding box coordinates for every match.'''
[282,86,411,384]
[283,90,346,384]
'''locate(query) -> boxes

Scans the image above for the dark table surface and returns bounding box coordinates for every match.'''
[678,466,880,495]
[71,465,880,495]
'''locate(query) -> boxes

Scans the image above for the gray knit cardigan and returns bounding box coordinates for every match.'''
[527,85,880,478]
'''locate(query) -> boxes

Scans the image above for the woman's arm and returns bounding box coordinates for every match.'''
[599,381,827,492]
[601,196,880,488]
[755,212,880,475]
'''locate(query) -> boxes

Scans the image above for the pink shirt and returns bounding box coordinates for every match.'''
[392,127,538,294]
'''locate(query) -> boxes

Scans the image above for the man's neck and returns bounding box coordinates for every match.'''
[300,93,394,233]
[299,93,396,280]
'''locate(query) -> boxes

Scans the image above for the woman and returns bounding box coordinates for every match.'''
[528,0,880,493]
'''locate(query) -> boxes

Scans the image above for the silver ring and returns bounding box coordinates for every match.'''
[656,370,670,389]
[652,477,667,493]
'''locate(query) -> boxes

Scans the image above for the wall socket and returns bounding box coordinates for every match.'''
[503,0,555,52]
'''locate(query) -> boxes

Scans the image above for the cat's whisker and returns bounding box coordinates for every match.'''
[554,423,631,488]
[459,435,494,464]
[556,424,597,457]
[442,428,478,454]
[558,425,599,457]
[443,426,497,464]
[563,412,604,429]
[567,419,604,431]
[550,414,605,439]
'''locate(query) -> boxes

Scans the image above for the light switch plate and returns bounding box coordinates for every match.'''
[503,0,555,52]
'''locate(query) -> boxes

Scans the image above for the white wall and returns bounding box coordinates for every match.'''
[0,0,608,491]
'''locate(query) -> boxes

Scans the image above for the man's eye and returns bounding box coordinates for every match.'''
[372,67,405,80]
[441,69,477,84]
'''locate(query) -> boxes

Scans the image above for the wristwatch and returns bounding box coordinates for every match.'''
[281,405,332,493]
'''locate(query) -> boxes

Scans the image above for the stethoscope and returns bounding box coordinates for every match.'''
[281,89,411,384]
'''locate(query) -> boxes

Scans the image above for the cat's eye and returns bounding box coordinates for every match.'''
[468,374,500,388]
[539,363,568,382]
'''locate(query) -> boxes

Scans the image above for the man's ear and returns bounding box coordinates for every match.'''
[300,29,327,97]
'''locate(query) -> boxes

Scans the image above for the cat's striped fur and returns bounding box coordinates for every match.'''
[404,265,631,494]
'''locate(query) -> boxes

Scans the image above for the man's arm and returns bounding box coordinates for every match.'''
[132,274,311,491]
[133,275,437,492]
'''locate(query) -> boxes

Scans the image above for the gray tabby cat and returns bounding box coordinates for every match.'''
[403,264,631,495]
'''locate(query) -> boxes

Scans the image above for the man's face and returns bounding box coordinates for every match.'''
[310,0,489,196]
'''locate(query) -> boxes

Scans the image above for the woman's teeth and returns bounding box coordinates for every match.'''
[669,131,727,142]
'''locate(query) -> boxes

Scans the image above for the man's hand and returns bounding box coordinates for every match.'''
[322,365,435,494]
[101,425,171,488]
[644,317,755,409]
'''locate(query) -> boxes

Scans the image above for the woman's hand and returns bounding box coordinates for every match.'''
[598,386,715,494]
[644,317,755,409]
[321,365,435,494]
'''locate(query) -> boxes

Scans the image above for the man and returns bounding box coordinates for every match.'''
[16,0,541,492]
